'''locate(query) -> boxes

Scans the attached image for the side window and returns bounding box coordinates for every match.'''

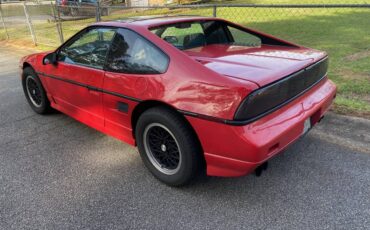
[202,21,229,45]
[58,27,116,69]
[105,29,169,74]
[227,26,261,47]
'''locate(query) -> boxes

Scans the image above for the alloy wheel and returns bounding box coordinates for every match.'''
[26,75,42,108]
[143,123,182,175]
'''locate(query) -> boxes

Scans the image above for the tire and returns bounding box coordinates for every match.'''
[22,67,51,114]
[135,107,203,186]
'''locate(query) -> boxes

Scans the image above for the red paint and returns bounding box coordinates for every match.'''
[187,78,336,176]
[20,17,337,177]
[183,44,326,86]
[44,62,105,129]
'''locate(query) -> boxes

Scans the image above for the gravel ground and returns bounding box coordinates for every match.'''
[1,43,369,230]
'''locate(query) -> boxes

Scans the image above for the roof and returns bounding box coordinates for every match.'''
[93,15,219,29]
[115,15,204,23]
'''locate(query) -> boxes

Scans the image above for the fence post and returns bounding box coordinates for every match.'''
[51,2,64,44]
[0,6,9,40]
[213,5,217,17]
[56,4,64,43]
[23,3,37,45]
[96,1,101,22]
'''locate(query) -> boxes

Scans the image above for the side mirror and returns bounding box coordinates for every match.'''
[43,52,57,65]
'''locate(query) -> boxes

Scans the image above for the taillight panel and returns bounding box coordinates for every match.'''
[234,57,328,121]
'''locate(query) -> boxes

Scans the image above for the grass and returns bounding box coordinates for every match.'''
[0,3,369,118]
[210,0,369,4]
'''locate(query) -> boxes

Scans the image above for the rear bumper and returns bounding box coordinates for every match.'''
[186,77,337,177]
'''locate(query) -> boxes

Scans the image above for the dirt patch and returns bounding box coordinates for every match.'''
[0,40,42,53]
[345,49,370,62]
[332,104,370,120]
[339,69,370,80]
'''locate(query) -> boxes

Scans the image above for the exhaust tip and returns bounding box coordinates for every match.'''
[255,161,268,177]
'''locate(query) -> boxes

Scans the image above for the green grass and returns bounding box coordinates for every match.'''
[0,4,52,17]
[1,3,369,117]
[210,0,369,4]
[216,7,370,116]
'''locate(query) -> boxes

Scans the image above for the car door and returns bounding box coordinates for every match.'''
[102,28,169,144]
[43,26,116,129]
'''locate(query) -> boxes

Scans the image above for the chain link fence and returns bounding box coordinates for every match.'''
[0,3,369,48]
[0,2,369,114]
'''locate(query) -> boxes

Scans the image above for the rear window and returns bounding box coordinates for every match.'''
[152,22,205,50]
[228,26,261,47]
[150,20,261,50]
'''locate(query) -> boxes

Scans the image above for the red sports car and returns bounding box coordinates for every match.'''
[20,16,337,186]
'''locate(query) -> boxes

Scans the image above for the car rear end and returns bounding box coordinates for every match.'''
[183,44,336,177]
[56,0,70,15]
[186,55,336,177]
[146,17,337,177]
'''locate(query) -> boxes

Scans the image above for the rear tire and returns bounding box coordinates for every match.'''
[135,107,202,186]
[22,67,51,114]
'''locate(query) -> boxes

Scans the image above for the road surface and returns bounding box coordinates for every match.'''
[1,43,369,229]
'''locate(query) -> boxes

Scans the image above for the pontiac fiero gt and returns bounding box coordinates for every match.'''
[20,16,337,186]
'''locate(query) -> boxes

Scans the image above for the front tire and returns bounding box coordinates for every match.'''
[135,107,203,186]
[22,67,51,114]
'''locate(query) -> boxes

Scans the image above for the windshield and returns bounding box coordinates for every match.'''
[150,20,262,50]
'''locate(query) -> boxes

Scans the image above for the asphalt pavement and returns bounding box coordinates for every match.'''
[1,42,369,230]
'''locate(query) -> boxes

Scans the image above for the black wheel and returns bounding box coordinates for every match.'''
[135,107,203,186]
[22,67,51,114]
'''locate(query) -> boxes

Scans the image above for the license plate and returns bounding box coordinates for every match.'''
[302,118,312,136]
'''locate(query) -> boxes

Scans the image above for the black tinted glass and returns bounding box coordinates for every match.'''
[234,58,328,121]
[58,27,116,69]
[105,29,169,74]
[202,21,229,45]
[228,26,261,47]
[150,20,262,49]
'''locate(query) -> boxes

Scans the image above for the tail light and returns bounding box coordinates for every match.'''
[234,57,328,122]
